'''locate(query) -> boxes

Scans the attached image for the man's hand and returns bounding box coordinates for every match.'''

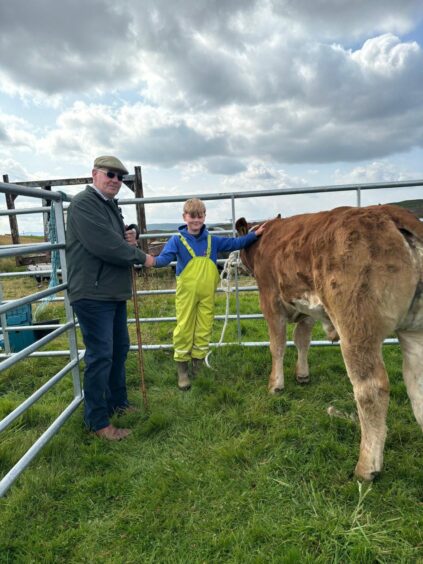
[134,254,155,269]
[125,228,138,246]
[144,254,156,268]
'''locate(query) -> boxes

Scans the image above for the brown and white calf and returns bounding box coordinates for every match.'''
[236,204,423,481]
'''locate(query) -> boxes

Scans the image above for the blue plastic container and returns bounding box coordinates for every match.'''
[2,304,36,352]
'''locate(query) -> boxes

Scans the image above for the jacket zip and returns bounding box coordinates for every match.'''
[94,262,104,288]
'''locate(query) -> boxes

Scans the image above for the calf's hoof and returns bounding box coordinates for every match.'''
[269,386,284,394]
[354,463,381,482]
[296,374,310,385]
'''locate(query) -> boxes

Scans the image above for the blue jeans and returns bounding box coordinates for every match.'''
[72,299,130,431]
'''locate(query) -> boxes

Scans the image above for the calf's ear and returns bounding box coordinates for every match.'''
[235,217,249,235]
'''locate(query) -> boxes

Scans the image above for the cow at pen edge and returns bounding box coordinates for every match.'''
[236,204,423,481]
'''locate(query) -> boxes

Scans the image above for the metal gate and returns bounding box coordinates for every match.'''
[0,181,81,497]
[0,176,422,496]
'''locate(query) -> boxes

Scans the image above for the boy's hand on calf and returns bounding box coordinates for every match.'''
[255,222,267,236]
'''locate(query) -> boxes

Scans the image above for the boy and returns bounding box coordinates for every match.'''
[154,198,265,390]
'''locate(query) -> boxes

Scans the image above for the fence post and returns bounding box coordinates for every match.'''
[134,166,148,254]
[230,195,242,344]
[356,186,361,207]
[3,174,22,267]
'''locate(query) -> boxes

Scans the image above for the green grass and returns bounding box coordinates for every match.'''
[0,271,422,562]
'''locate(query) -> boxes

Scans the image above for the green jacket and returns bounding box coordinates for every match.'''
[66,185,147,303]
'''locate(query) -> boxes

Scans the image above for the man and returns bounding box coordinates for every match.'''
[66,155,155,440]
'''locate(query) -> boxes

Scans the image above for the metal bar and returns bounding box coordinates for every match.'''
[0,207,52,216]
[0,270,61,278]
[2,323,62,332]
[138,229,234,239]
[0,284,259,301]
[0,321,74,372]
[0,283,11,354]
[0,284,67,315]
[0,257,226,278]
[125,313,265,323]
[131,268,148,409]
[126,338,400,350]
[2,177,421,201]
[230,195,242,343]
[0,284,255,306]
[0,350,85,358]
[0,182,65,201]
[0,337,401,360]
[118,179,423,206]
[0,242,63,258]
[13,174,132,188]
[52,199,82,399]
[0,396,83,497]
[132,285,257,296]
[0,314,263,335]
[1,243,51,249]
[2,296,65,303]
[0,356,82,432]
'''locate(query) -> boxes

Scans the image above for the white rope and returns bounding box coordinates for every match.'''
[205,250,242,368]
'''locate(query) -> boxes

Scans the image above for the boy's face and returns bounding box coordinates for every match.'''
[183,211,205,235]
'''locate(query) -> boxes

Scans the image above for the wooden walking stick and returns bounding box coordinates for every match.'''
[131,267,149,411]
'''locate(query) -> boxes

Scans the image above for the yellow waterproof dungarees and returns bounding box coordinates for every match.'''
[173,234,220,362]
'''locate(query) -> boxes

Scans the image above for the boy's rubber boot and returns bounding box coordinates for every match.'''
[192,358,205,376]
[177,361,191,391]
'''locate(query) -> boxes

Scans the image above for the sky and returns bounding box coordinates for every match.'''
[1,0,423,233]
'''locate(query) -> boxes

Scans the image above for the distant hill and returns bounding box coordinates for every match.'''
[148,223,181,231]
[391,199,423,218]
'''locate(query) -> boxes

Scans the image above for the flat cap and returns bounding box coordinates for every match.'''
[93,155,128,175]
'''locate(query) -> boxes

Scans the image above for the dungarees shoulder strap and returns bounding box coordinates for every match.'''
[179,234,212,258]
[206,234,212,258]
[179,234,196,258]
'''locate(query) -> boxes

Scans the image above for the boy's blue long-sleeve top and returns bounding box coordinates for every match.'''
[155,225,258,275]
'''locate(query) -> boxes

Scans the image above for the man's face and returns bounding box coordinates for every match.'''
[92,168,123,199]
[183,211,205,235]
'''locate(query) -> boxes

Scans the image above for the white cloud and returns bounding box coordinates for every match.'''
[0,0,137,96]
[270,0,423,39]
[0,0,422,231]
[333,161,417,184]
[351,33,420,75]
[223,161,307,189]
[0,114,37,151]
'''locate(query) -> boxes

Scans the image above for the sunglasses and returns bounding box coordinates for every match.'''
[96,169,124,181]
